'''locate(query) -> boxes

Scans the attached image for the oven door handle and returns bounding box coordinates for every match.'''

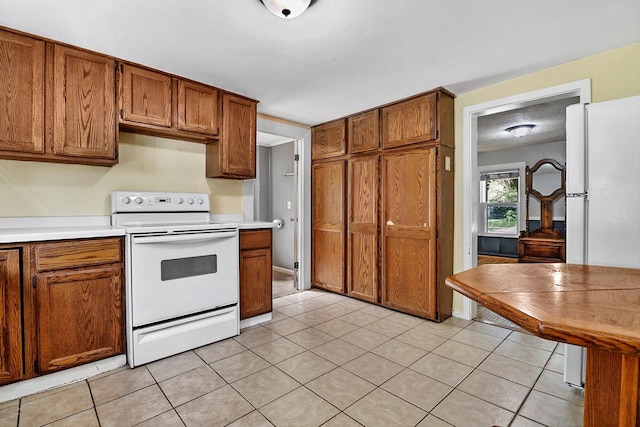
[132,231,237,244]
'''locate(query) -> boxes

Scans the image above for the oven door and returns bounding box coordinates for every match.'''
[130,229,238,327]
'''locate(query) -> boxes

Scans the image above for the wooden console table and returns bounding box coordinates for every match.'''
[445,263,640,427]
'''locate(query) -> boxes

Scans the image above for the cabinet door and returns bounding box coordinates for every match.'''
[381,148,437,318]
[36,266,124,374]
[312,119,346,160]
[52,45,116,160]
[348,155,379,303]
[119,63,172,127]
[348,110,379,154]
[240,246,272,320]
[177,80,219,136]
[0,30,45,154]
[381,93,437,149]
[312,160,346,293]
[220,94,257,178]
[0,250,22,385]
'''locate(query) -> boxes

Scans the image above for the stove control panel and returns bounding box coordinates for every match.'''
[111,191,211,213]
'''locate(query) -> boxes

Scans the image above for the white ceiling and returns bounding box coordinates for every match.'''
[477,97,580,152]
[1,1,638,126]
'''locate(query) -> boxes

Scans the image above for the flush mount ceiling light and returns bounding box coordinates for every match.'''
[260,0,317,19]
[506,124,535,138]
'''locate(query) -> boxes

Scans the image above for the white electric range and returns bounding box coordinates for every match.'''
[111,191,239,367]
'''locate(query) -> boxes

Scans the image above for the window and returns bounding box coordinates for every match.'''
[480,170,521,236]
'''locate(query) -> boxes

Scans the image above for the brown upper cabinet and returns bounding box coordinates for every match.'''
[0,28,117,166]
[206,93,257,179]
[119,64,172,128]
[177,80,219,136]
[312,119,346,160]
[381,93,437,149]
[0,26,258,176]
[347,110,379,154]
[51,44,117,161]
[0,30,45,155]
[118,62,220,141]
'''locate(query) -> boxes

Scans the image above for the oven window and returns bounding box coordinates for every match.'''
[161,255,217,281]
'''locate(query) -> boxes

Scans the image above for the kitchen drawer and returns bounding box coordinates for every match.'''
[240,229,272,251]
[34,237,123,272]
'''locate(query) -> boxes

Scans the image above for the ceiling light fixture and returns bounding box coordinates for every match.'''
[260,0,317,19]
[506,124,535,138]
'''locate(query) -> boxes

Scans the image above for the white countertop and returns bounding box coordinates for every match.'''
[237,221,276,230]
[0,225,126,244]
[0,216,125,244]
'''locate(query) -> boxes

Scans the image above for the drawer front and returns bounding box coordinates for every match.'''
[34,237,123,272]
[240,229,272,251]
[520,240,564,261]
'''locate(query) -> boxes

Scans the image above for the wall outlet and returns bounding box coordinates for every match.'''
[287,201,292,210]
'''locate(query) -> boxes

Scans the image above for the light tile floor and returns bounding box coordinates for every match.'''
[1,289,585,427]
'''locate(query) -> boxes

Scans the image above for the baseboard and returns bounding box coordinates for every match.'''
[272,266,294,275]
[452,310,466,320]
[0,355,126,403]
[240,312,272,329]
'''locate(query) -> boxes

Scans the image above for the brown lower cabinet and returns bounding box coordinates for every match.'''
[239,229,272,320]
[0,249,22,385]
[0,237,124,385]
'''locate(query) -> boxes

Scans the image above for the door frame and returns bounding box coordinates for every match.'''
[460,79,591,320]
[244,115,312,290]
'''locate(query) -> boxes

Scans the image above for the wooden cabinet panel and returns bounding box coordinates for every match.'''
[348,110,379,154]
[0,250,22,385]
[312,119,346,160]
[348,155,379,303]
[207,94,257,179]
[240,248,272,320]
[119,63,172,127]
[35,266,124,374]
[52,44,116,160]
[381,93,436,149]
[177,80,219,136]
[240,229,272,251]
[0,30,44,154]
[312,160,346,293]
[34,238,122,272]
[239,229,272,320]
[381,148,437,318]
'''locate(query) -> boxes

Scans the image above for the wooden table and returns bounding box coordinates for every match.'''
[445,263,640,427]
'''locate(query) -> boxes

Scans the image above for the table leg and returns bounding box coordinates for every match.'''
[585,348,639,427]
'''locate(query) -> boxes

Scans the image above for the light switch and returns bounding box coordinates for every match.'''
[445,156,451,171]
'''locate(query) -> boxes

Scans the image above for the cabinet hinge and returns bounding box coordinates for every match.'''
[294,262,299,269]
[436,92,440,101]
[436,130,440,139]
[119,63,124,73]
[32,276,37,288]
[435,146,439,156]
[120,109,124,119]
[34,360,39,372]
[436,230,439,238]
[294,154,300,162]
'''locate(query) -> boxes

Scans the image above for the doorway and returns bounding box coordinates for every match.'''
[461,79,591,320]
[255,134,300,298]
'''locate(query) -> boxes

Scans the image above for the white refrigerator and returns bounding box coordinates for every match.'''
[563,95,640,387]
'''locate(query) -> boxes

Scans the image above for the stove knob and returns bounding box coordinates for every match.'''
[187,198,194,205]
[197,198,204,205]
[135,197,144,205]
[122,197,131,205]
[177,197,184,204]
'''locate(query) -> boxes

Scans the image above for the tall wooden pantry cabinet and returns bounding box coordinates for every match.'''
[311,88,455,322]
